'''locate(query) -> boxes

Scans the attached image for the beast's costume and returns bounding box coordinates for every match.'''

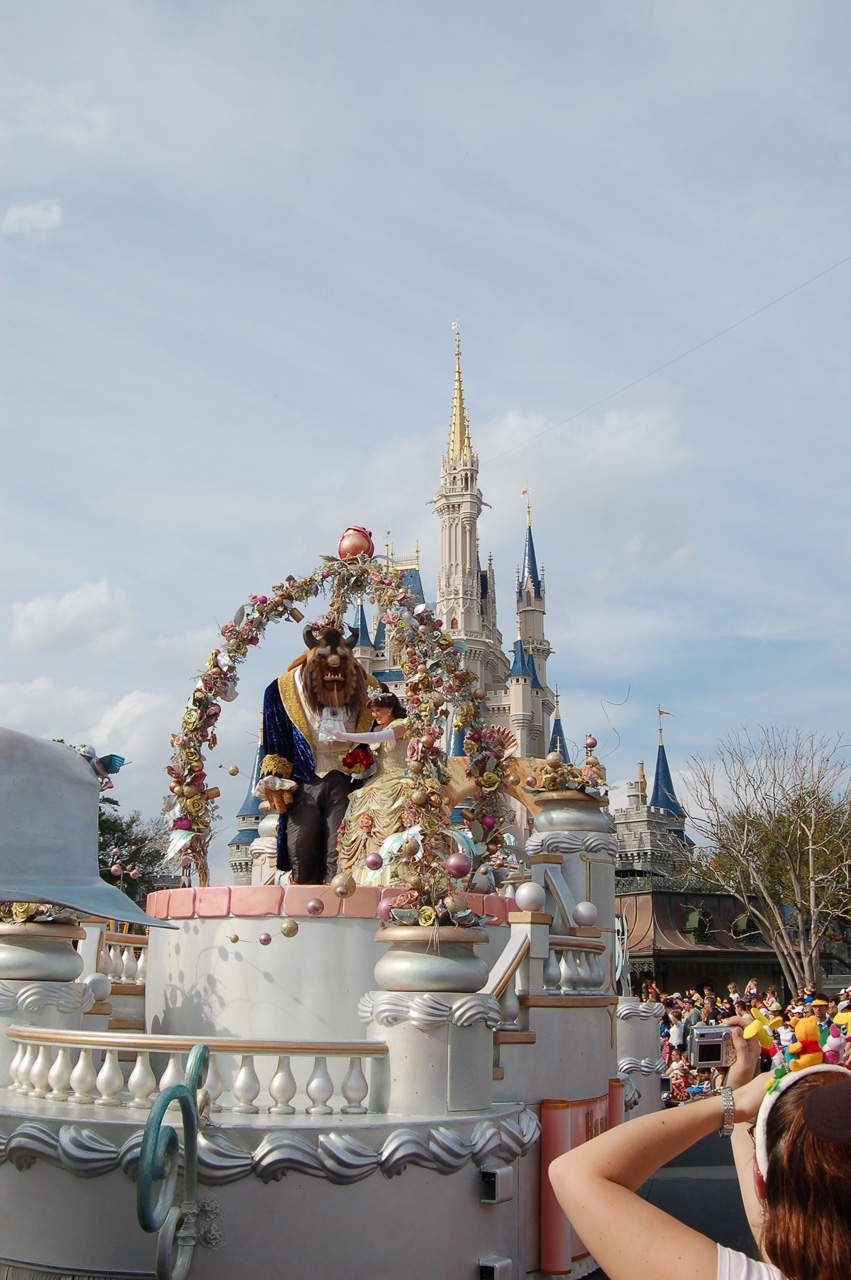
[260,668,374,883]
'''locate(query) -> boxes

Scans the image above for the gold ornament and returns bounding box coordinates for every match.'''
[281,919,299,938]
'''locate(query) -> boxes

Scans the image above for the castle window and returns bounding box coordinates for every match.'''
[450,618,458,630]
[525,591,531,606]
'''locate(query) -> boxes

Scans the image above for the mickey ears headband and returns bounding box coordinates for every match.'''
[755,1064,851,1179]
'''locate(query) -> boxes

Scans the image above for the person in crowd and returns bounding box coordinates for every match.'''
[701,996,722,1027]
[682,998,701,1035]
[549,1022,851,1280]
[667,1007,685,1055]
[727,981,741,1004]
[743,976,760,1000]
[764,987,782,1014]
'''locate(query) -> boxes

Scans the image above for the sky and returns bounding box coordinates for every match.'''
[2,1,850,881]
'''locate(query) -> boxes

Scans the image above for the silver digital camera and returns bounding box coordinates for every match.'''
[687,1024,736,1069]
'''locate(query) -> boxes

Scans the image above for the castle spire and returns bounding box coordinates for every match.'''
[548,685,570,762]
[447,324,471,465]
[518,502,542,599]
[649,714,684,817]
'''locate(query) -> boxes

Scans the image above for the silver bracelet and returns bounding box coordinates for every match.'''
[718,1086,735,1136]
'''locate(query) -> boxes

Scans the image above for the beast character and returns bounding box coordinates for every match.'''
[255,624,375,883]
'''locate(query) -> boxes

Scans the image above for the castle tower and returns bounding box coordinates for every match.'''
[228,741,265,885]
[613,717,689,882]
[516,500,552,690]
[433,331,489,687]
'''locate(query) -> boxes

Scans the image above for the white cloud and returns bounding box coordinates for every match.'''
[1,198,62,238]
[10,581,136,654]
[1,81,110,148]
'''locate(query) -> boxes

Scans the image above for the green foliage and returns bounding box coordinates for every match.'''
[97,796,169,904]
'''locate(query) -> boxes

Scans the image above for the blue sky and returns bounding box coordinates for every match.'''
[2,2,850,879]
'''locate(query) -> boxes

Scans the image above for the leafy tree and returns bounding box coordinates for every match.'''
[683,727,851,991]
[97,796,169,905]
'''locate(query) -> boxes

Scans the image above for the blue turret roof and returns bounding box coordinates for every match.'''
[402,568,424,602]
[527,653,543,690]
[373,616,386,651]
[355,600,373,647]
[509,639,531,678]
[236,741,264,818]
[518,521,542,599]
[649,742,685,817]
[549,715,570,763]
[446,724,466,757]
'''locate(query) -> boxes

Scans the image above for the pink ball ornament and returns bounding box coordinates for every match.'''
[110,864,122,877]
[306,898,325,916]
[525,775,538,788]
[444,851,472,879]
[377,897,395,923]
[337,526,375,559]
[257,595,268,604]
[481,814,496,829]
[173,818,192,830]
[259,932,272,946]
[585,733,597,751]
[365,852,384,871]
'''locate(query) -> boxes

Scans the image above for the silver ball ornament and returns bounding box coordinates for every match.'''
[514,881,547,913]
[573,900,598,927]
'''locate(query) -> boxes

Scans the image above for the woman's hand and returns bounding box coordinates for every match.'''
[722,1019,761,1090]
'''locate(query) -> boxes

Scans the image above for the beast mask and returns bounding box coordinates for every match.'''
[301,624,367,716]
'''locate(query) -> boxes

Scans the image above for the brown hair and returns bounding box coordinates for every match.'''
[366,683,406,723]
[761,1073,851,1280]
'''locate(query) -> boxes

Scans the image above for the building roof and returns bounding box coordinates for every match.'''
[518,510,542,599]
[549,713,570,762]
[401,567,424,602]
[355,599,373,648]
[508,638,531,678]
[527,653,544,690]
[649,742,685,818]
[447,331,472,465]
[616,889,778,958]
[446,724,466,757]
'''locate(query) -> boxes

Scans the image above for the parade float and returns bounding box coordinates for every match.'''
[0,535,644,1280]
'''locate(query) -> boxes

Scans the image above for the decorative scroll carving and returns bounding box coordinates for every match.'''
[358,991,500,1031]
[616,1002,665,1020]
[0,1109,541,1188]
[617,1056,666,1076]
[0,980,95,1015]
[525,831,617,859]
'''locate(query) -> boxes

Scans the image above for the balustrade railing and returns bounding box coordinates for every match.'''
[546,935,607,994]
[99,932,148,984]
[6,1029,388,1117]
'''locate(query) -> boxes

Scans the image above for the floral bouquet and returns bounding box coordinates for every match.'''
[341,744,375,776]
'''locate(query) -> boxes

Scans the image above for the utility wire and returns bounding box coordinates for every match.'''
[482,250,851,466]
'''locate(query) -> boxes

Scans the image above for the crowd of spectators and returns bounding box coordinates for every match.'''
[639,976,851,1102]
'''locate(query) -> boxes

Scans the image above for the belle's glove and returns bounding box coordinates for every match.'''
[325,727,396,744]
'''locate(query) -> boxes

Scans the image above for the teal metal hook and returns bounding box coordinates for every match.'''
[137,1043,209,1280]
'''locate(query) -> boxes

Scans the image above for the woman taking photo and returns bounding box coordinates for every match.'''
[549,1025,851,1279]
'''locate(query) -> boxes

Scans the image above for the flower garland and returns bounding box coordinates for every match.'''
[164,548,510,899]
[164,553,407,885]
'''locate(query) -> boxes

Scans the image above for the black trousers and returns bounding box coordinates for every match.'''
[276,770,352,884]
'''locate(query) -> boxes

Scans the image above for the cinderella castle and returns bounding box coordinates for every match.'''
[228,336,569,880]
